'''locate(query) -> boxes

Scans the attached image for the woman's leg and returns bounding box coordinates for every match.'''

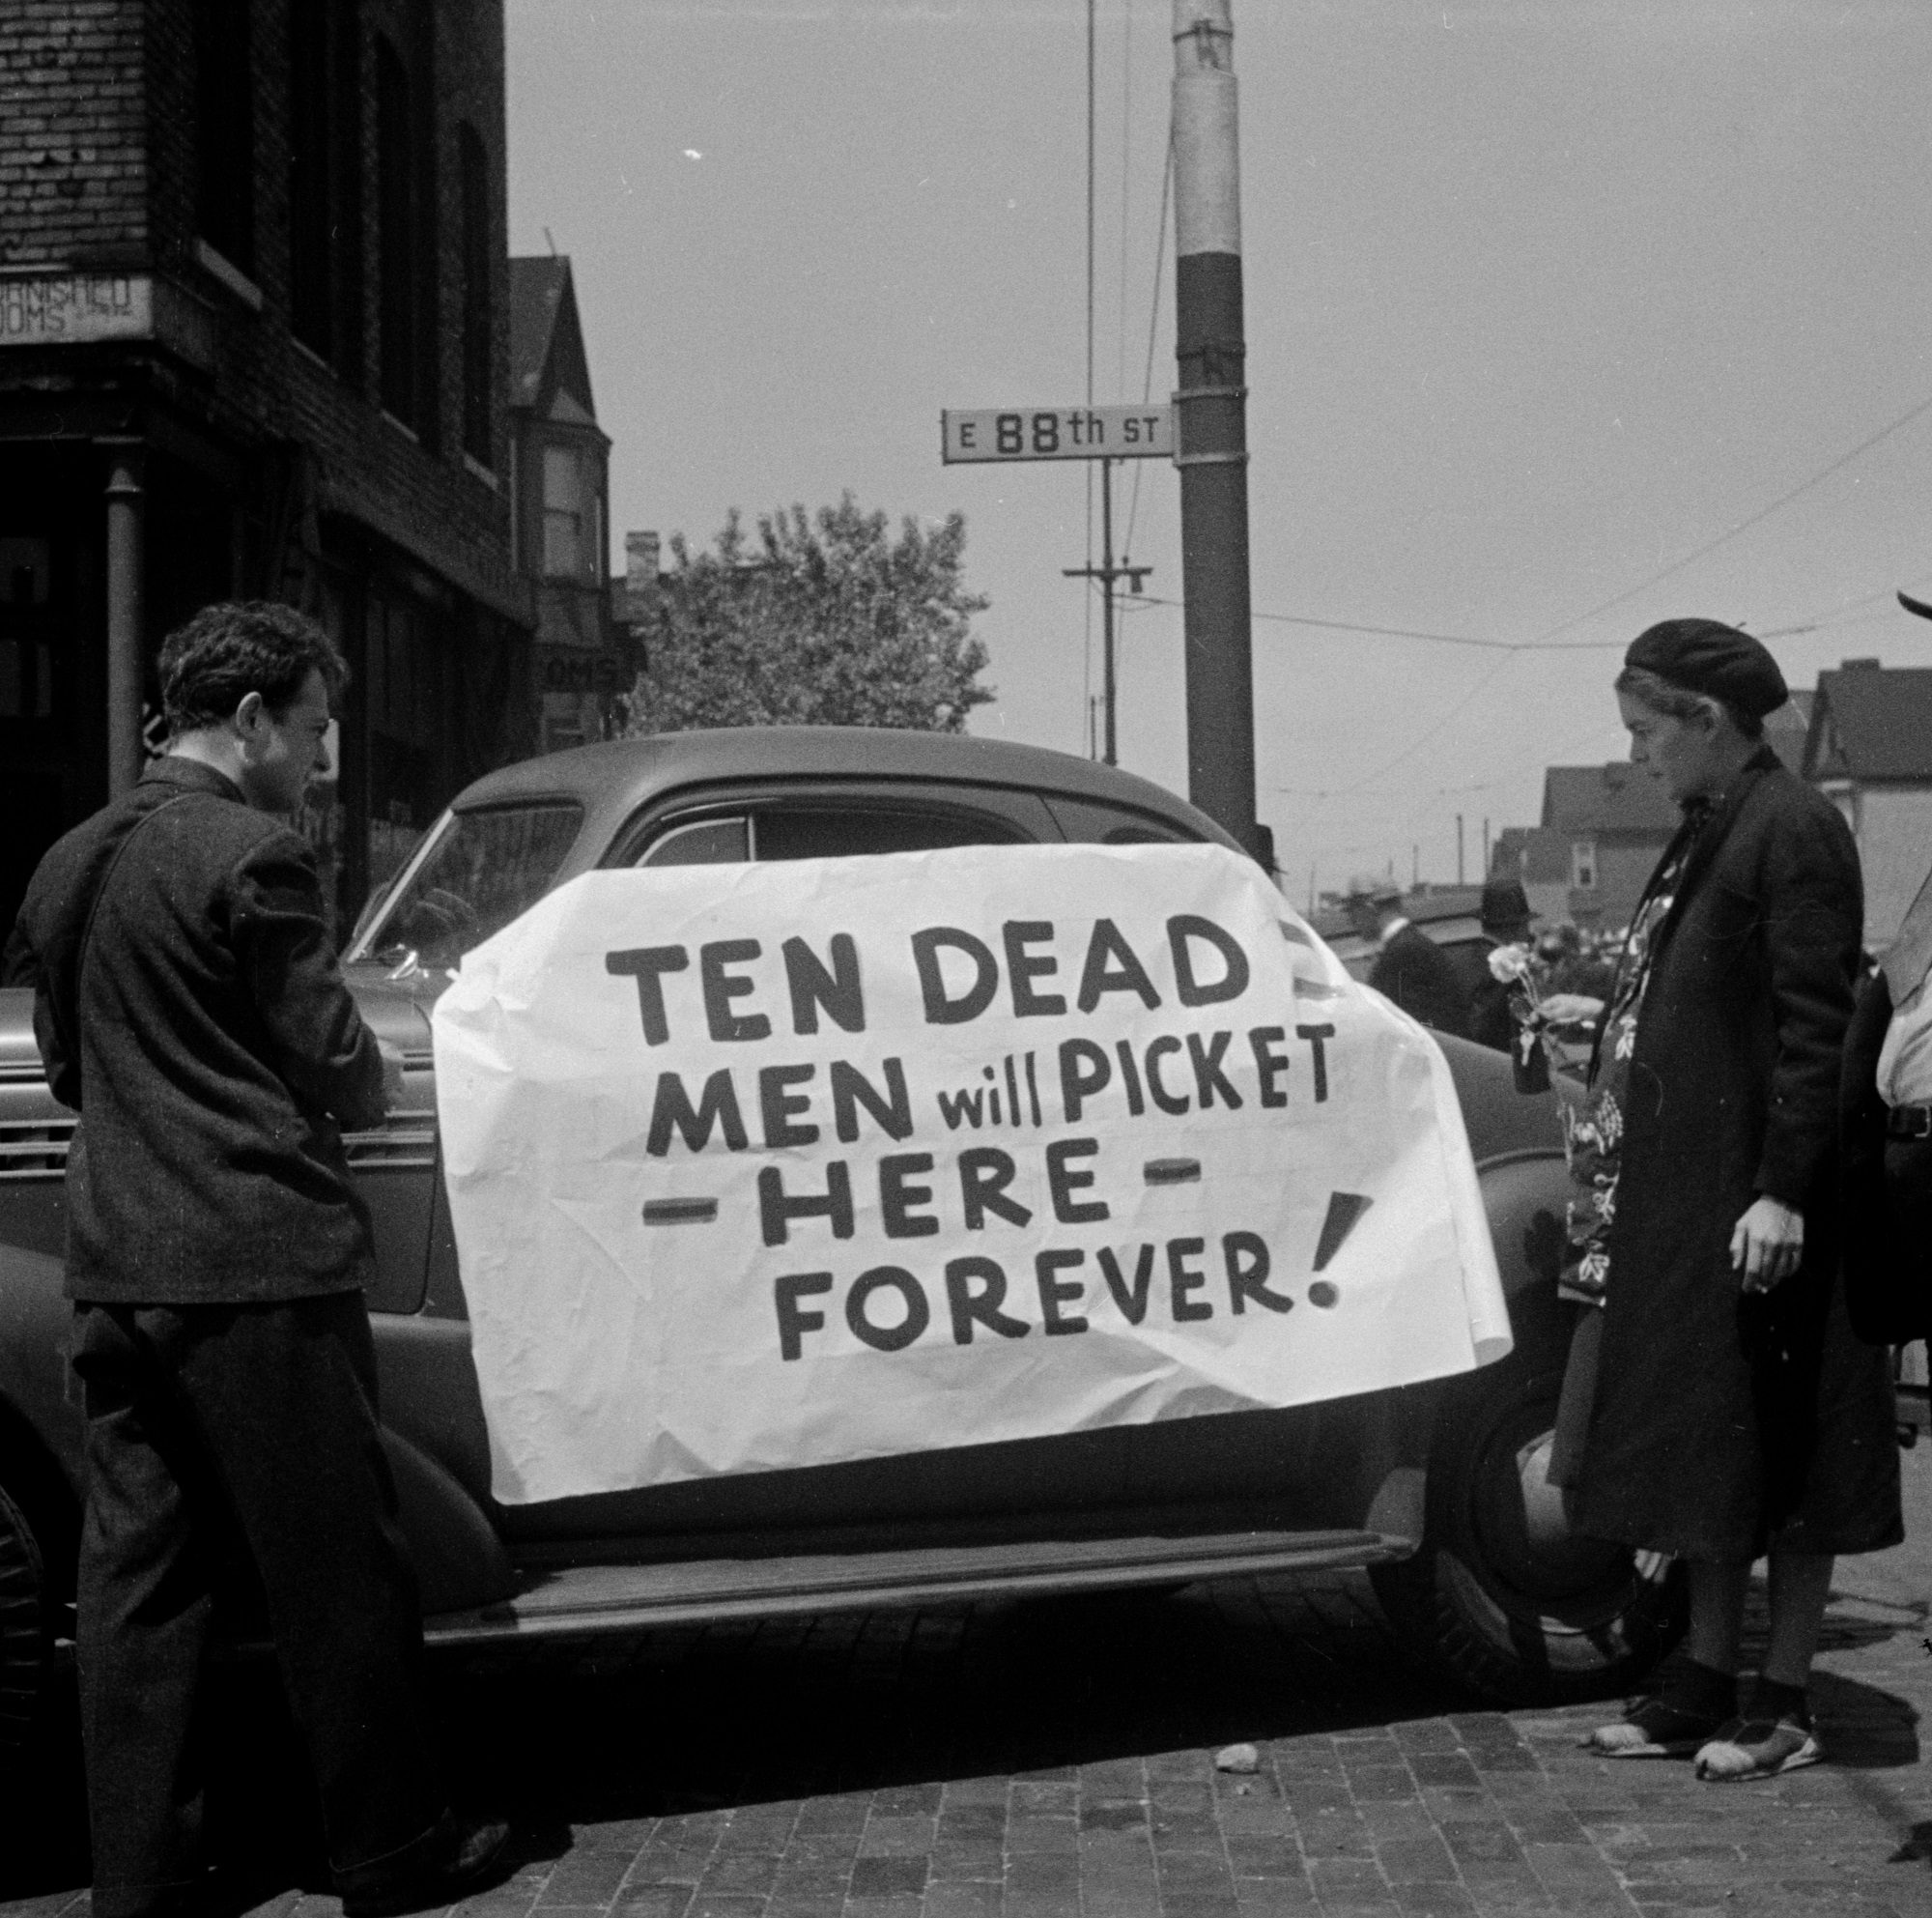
[1684,1556,1752,1674]
[1692,1549,1832,1779]
[1582,1553,1745,1755]
[1760,1550,1833,1688]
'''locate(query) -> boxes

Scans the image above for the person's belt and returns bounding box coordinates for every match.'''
[1887,1102,1932,1140]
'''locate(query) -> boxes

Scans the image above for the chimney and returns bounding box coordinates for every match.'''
[623,530,661,625]
[1840,657,1880,672]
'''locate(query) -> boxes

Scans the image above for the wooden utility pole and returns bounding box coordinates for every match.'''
[1062,460,1152,764]
[1172,0,1261,859]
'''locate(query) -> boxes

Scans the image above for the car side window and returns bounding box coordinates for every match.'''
[753,807,1027,861]
[1040,794,1198,845]
[635,816,752,867]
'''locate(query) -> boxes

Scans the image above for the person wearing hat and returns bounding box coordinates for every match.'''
[1345,878,1470,1039]
[1467,874,1535,1053]
[1558,619,1900,1781]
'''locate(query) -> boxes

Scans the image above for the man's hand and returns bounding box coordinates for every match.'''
[1730,1195,1804,1292]
[377,1038,407,1109]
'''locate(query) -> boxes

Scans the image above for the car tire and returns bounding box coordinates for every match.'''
[1371,1332,1687,1706]
[0,1477,54,1769]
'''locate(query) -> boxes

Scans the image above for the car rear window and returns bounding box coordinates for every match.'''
[348,801,583,967]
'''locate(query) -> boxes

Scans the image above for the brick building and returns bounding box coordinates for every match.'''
[0,0,534,936]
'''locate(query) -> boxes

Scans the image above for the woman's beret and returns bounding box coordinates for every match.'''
[1623,618,1788,719]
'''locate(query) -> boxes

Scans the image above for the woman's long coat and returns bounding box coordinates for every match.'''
[1570,747,1901,1561]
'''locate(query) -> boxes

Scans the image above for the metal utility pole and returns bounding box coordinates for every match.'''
[1172,0,1259,857]
[1062,460,1151,764]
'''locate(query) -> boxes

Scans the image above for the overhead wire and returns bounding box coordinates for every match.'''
[1081,0,1097,754]
[1117,0,1132,403]
[1123,124,1173,561]
[1263,389,1932,808]
[1130,595,1625,651]
[1523,386,1932,650]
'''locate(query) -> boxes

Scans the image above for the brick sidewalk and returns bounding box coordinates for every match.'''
[5,1447,1926,1918]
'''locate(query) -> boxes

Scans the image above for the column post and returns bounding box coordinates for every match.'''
[102,443,146,797]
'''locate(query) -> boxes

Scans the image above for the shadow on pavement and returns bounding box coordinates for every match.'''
[1811,1667,1922,1770]
[4,1565,1924,1907]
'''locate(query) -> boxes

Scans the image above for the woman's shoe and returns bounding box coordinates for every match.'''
[1693,1713,1820,1781]
[1581,1693,1729,1758]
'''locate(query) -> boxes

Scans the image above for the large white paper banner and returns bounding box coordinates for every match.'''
[433,843,1510,1503]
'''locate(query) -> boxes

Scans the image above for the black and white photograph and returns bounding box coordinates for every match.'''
[1,5,1929,1915]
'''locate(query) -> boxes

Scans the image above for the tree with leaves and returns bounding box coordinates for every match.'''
[624,494,994,735]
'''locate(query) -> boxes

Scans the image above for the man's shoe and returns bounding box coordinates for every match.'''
[336,1812,514,1918]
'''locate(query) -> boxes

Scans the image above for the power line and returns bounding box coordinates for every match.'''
[1274,652,1524,799]
[1082,0,1097,753]
[1123,122,1172,560]
[1524,387,1932,649]
[1132,594,1625,651]
[1116,0,1132,403]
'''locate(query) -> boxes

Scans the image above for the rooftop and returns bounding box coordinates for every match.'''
[1804,663,1932,782]
[1539,762,1680,836]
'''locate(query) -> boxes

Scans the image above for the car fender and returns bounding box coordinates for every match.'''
[0,1242,83,1487]
[1361,1145,1570,1548]
[381,1426,517,1617]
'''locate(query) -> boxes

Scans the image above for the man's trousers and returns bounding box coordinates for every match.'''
[71,1292,447,1917]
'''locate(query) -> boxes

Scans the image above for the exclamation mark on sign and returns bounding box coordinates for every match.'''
[1308,1191,1373,1307]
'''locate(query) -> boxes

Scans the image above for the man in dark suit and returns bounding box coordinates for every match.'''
[1466,875,1535,1053]
[14,604,505,1916]
[1348,879,1469,1039]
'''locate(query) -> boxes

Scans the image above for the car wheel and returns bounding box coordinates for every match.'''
[1371,1335,1687,1706]
[0,1478,54,1768]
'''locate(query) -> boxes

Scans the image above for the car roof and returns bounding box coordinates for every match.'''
[449,725,1243,848]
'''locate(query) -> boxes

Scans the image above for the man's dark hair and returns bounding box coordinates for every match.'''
[158,600,349,734]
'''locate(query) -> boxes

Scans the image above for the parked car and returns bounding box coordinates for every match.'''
[0,727,1680,1758]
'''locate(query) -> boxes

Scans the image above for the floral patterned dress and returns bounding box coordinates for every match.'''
[1561,809,1708,1307]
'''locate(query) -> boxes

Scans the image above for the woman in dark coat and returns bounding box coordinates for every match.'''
[1559,619,1900,1780]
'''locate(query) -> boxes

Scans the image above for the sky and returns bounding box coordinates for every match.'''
[504,0,1932,902]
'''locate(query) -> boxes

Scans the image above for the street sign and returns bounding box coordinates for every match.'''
[941,405,1174,465]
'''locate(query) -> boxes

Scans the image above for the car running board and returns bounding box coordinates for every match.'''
[420,1527,1411,1646]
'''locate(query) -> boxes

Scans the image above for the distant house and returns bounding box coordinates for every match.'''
[508,256,627,752]
[1512,762,1680,930]
[1764,689,1813,774]
[1801,660,1932,949]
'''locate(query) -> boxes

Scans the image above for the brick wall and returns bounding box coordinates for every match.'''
[0,1,148,270]
[0,0,519,611]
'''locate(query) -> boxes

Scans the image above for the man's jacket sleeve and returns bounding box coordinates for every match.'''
[228,829,389,1131]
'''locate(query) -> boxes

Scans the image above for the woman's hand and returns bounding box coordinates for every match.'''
[1729,1195,1804,1292]
[1532,992,1605,1031]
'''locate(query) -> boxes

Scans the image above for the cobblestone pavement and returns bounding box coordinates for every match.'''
[4,1446,1926,1917]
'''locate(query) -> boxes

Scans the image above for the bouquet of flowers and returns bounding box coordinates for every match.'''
[1487,940,1558,1092]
